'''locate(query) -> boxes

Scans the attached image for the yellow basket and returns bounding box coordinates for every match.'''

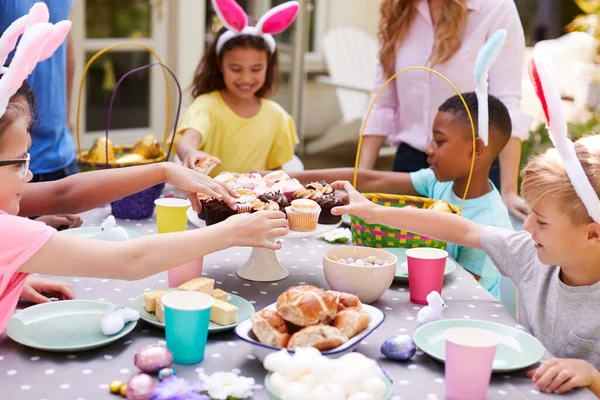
[350,67,476,249]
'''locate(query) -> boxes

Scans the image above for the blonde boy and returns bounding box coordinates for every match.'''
[332,135,600,396]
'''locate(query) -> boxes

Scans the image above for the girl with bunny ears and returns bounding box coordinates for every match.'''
[329,54,600,396]
[175,0,299,176]
[0,3,289,333]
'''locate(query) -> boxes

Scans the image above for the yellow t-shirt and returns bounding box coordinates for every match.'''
[175,91,298,177]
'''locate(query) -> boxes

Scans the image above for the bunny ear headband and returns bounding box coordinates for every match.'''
[529,54,600,223]
[0,2,71,117]
[474,29,507,146]
[212,0,299,55]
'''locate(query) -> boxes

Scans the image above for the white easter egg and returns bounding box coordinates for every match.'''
[284,382,312,400]
[270,373,289,395]
[348,392,375,400]
[264,349,292,373]
[311,383,346,400]
[362,377,388,399]
[310,357,338,383]
[293,347,321,360]
[298,373,317,390]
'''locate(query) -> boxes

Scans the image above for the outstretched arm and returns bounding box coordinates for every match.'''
[20,211,288,280]
[19,162,236,216]
[331,181,483,249]
[289,168,418,195]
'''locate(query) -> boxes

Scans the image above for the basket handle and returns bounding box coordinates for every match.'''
[105,63,182,166]
[75,42,171,157]
[353,67,476,212]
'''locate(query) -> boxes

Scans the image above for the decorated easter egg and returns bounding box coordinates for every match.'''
[157,368,175,381]
[381,334,416,361]
[87,137,116,163]
[134,344,173,374]
[125,373,154,400]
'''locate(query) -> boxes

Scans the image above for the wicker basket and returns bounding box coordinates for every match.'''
[350,67,476,249]
[75,43,181,219]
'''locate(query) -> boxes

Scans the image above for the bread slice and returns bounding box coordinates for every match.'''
[212,288,229,302]
[178,277,214,294]
[143,290,171,312]
[210,299,238,326]
[155,297,165,324]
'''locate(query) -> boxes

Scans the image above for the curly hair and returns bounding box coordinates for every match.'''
[378,0,468,78]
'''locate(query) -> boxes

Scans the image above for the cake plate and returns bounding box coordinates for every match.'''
[186,207,341,282]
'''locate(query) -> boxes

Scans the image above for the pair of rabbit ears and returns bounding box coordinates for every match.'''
[0,2,71,117]
[473,29,507,147]
[529,54,600,223]
[213,0,299,54]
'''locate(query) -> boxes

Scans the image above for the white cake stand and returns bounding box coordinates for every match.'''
[186,207,341,282]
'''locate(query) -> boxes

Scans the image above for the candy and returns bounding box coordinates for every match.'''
[126,373,154,400]
[346,258,354,264]
[110,380,125,394]
[157,368,175,381]
[380,335,416,361]
[134,344,173,374]
[329,256,391,267]
[366,256,377,264]
[338,258,347,264]
[119,384,127,397]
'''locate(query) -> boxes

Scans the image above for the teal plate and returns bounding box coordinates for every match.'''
[385,247,457,281]
[413,319,545,372]
[131,291,254,334]
[6,300,137,352]
[265,371,394,399]
[59,226,142,239]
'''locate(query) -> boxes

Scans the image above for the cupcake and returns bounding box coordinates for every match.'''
[214,172,241,190]
[273,178,304,202]
[251,199,280,213]
[204,199,237,226]
[197,193,212,221]
[263,170,289,183]
[236,173,265,190]
[307,181,333,195]
[234,189,258,214]
[316,195,344,224]
[285,199,321,232]
[293,186,322,201]
[258,192,289,212]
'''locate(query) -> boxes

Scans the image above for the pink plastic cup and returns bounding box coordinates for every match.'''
[444,327,498,400]
[167,257,204,287]
[406,248,447,304]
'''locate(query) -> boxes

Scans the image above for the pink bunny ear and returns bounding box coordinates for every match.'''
[26,2,50,27]
[38,20,71,62]
[7,23,53,93]
[0,15,29,67]
[211,0,248,33]
[256,1,299,34]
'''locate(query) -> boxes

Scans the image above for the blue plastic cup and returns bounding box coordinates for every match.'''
[161,291,214,364]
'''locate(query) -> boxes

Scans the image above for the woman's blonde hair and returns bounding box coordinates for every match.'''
[378,0,469,78]
[521,135,600,225]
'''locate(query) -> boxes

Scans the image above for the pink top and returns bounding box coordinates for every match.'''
[0,211,55,333]
[364,0,533,149]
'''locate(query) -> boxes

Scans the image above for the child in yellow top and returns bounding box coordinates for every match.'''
[175,1,300,176]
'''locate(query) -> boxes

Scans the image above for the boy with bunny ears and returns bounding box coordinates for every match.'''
[330,55,600,396]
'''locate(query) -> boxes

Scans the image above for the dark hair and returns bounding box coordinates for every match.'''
[190,25,280,99]
[0,72,37,124]
[0,103,29,143]
[439,92,512,153]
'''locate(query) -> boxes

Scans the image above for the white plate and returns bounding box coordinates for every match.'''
[234,303,385,362]
[186,206,341,239]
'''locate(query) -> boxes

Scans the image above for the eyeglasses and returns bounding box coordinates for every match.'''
[0,153,30,178]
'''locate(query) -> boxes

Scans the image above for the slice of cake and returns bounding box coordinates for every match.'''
[143,290,171,312]
[210,299,238,326]
[178,277,214,295]
[212,288,229,302]
[155,297,165,324]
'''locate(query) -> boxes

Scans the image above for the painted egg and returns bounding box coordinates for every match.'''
[380,335,416,361]
[126,373,154,400]
[157,368,175,381]
[134,344,173,374]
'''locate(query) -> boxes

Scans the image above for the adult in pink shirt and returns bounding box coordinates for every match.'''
[359,0,532,221]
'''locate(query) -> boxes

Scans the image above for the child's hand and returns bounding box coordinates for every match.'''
[165,163,239,212]
[527,358,600,394]
[21,276,75,304]
[182,150,214,170]
[36,214,83,230]
[330,181,376,220]
[222,211,288,250]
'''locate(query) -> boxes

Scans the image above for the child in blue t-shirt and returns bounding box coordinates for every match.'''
[289,93,514,299]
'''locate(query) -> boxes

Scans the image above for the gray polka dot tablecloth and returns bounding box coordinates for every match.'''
[0,201,593,399]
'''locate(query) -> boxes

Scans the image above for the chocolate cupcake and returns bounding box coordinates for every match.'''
[197,193,212,221]
[317,195,344,224]
[259,192,289,212]
[204,199,237,226]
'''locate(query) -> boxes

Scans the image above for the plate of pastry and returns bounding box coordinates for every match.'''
[234,285,385,361]
[131,277,254,333]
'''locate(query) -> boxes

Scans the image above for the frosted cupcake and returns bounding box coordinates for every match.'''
[234,189,258,213]
[263,170,290,183]
[236,173,265,190]
[285,199,321,232]
[273,178,304,202]
[251,199,280,213]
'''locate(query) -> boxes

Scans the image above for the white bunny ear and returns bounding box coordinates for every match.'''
[256,1,299,35]
[529,53,600,223]
[211,0,248,33]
